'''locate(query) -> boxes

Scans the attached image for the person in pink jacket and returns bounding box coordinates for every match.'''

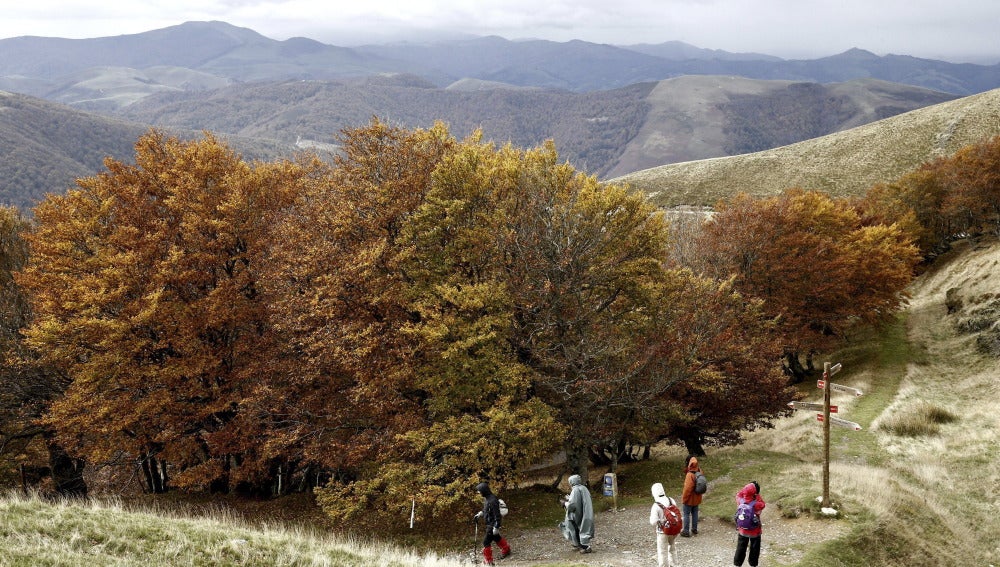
[733,481,765,567]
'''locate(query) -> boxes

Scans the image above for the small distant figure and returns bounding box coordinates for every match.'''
[680,456,704,537]
[474,482,511,566]
[649,482,683,567]
[559,474,595,553]
[733,481,765,567]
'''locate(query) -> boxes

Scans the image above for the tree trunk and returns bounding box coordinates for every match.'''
[565,437,590,487]
[140,456,154,493]
[677,428,706,457]
[783,350,808,384]
[46,438,86,497]
[140,452,169,493]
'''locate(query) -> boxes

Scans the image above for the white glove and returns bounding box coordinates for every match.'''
[492,526,500,535]
[474,511,483,519]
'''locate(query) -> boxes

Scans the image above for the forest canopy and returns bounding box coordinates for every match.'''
[5,123,976,526]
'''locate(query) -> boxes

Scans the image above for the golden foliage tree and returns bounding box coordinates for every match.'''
[18,131,316,493]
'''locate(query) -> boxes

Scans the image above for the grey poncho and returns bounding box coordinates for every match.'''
[559,474,595,546]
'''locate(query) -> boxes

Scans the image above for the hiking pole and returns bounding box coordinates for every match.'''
[473,516,480,565]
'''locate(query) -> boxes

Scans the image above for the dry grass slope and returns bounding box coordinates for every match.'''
[615,88,1000,207]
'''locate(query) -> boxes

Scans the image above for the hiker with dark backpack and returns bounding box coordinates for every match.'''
[680,455,705,537]
[473,482,511,566]
[733,481,766,567]
[649,482,682,567]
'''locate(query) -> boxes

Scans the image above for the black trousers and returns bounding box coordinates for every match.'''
[482,529,502,548]
[734,533,761,566]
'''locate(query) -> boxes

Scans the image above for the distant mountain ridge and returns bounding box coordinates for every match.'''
[0,20,997,111]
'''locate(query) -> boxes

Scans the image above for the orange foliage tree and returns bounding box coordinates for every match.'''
[629,273,795,456]
[18,131,318,494]
[692,189,920,381]
[0,206,87,495]
[857,136,1000,259]
[941,135,1000,236]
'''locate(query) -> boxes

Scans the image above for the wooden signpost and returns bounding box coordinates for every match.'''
[787,361,863,507]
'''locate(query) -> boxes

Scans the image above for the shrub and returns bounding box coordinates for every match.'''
[879,402,958,437]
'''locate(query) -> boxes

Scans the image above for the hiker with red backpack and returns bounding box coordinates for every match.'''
[649,482,682,567]
[733,481,766,567]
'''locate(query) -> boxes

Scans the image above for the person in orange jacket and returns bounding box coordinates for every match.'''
[733,481,766,567]
[679,456,703,537]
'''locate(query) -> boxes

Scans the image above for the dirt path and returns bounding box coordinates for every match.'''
[463,502,842,567]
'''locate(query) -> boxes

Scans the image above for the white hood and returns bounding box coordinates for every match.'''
[651,482,671,507]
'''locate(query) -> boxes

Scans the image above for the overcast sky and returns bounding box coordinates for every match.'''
[1,0,997,63]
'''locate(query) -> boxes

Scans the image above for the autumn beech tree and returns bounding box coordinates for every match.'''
[612,272,794,457]
[0,207,87,495]
[400,136,676,483]
[17,131,317,494]
[692,189,921,382]
[265,120,480,518]
[858,162,956,259]
[289,123,797,524]
[942,135,1000,236]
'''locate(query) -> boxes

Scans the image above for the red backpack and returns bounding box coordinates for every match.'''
[657,498,683,536]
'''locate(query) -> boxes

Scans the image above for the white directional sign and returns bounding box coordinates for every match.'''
[816,380,863,396]
[829,383,863,397]
[788,401,838,413]
[816,414,862,430]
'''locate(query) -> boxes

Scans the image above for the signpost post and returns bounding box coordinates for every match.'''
[788,361,863,508]
[822,362,833,507]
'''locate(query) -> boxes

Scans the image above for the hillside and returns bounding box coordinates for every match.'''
[0,74,957,211]
[113,76,954,179]
[0,90,149,210]
[0,493,464,566]
[615,87,1000,207]
[0,90,291,211]
[606,76,955,177]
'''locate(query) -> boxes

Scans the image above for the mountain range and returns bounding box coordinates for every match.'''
[0,20,997,211]
[2,20,998,107]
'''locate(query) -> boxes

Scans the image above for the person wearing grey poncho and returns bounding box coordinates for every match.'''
[558,474,594,553]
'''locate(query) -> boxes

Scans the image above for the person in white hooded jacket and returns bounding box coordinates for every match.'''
[649,482,682,567]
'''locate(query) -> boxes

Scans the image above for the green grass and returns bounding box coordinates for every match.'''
[0,493,464,567]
